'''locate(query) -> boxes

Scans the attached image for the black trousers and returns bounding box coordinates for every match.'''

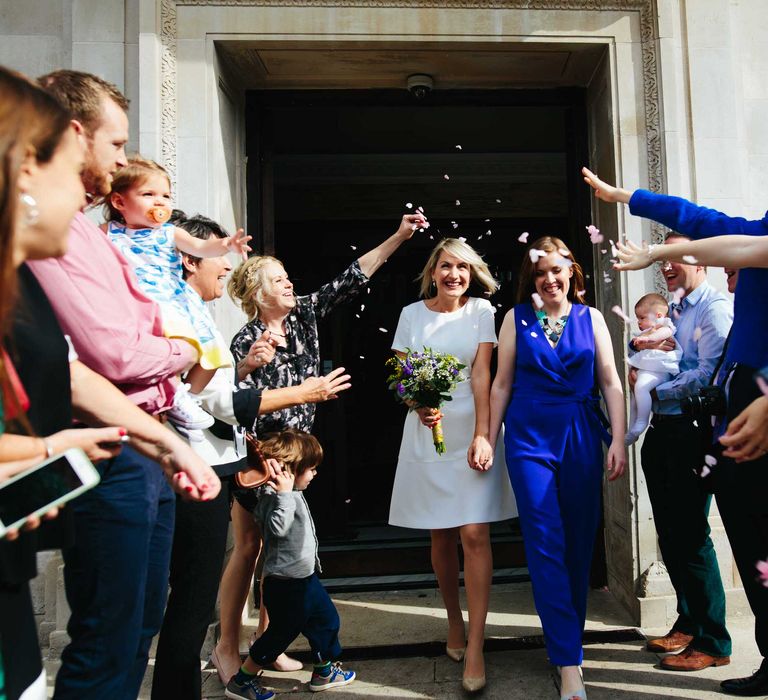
[151,476,234,700]
[641,415,731,656]
[715,364,768,658]
[0,582,42,700]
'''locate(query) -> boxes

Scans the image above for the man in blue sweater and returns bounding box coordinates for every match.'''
[583,167,768,697]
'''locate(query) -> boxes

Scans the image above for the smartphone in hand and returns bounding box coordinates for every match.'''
[0,448,100,539]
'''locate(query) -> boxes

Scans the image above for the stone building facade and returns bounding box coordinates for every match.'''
[2,0,766,648]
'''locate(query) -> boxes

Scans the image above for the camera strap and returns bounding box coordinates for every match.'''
[708,327,732,387]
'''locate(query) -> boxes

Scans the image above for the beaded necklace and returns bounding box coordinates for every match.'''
[535,306,570,346]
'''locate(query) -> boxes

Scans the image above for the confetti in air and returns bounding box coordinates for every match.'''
[700,465,711,478]
[455,144,462,150]
[444,174,450,180]
[576,289,587,299]
[345,498,351,504]
[610,240,619,258]
[704,454,718,467]
[350,245,357,250]
[378,327,388,333]
[495,198,501,203]
[693,327,703,341]
[587,224,604,244]
[683,255,698,264]
[406,202,413,209]
[529,248,546,264]
[455,200,461,206]
[611,305,631,323]
[555,256,573,268]
[531,293,544,309]
[531,331,538,338]
[451,221,458,229]
[601,249,608,255]
[518,232,529,243]
[558,248,570,257]
[417,206,424,213]
[458,237,467,243]
[757,560,768,588]
[486,230,492,236]
[355,314,360,318]
[672,287,686,305]
[757,375,768,397]
[360,304,365,311]
[521,319,528,326]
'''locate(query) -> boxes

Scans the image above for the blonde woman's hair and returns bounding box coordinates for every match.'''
[104,155,170,223]
[418,238,499,299]
[228,255,284,320]
[259,429,323,476]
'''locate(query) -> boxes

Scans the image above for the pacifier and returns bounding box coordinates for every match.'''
[147,206,171,224]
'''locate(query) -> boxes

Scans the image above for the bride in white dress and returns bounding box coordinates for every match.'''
[389,238,517,693]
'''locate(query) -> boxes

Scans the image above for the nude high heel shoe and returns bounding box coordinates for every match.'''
[446,645,465,662]
[462,657,486,693]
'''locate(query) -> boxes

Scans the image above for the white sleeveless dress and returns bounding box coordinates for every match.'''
[388,297,518,529]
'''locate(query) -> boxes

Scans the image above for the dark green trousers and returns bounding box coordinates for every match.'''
[641,415,731,657]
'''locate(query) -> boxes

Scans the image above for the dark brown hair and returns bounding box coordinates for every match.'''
[0,66,71,335]
[259,429,323,476]
[37,70,128,136]
[515,236,586,305]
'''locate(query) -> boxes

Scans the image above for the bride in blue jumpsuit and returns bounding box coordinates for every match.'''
[489,237,626,700]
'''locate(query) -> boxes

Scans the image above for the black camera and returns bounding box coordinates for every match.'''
[680,385,727,417]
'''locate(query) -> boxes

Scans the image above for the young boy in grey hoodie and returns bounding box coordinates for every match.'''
[225,430,356,700]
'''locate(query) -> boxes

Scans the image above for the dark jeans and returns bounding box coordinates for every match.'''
[151,476,234,700]
[0,582,41,700]
[54,447,175,700]
[248,573,341,666]
[641,415,731,657]
[715,365,768,658]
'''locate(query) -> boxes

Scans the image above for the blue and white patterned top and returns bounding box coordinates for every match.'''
[107,221,230,369]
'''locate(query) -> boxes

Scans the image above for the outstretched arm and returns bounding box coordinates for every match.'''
[581,167,633,204]
[357,214,427,278]
[614,236,768,271]
[174,226,252,260]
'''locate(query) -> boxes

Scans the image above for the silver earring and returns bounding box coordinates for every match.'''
[20,193,39,226]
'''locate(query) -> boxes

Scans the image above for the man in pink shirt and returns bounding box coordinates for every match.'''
[27,70,220,700]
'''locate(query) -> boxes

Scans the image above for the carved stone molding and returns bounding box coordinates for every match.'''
[160,0,665,241]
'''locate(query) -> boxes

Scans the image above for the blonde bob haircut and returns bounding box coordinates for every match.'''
[418,237,499,299]
[228,254,284,320]
[259,429,323,476]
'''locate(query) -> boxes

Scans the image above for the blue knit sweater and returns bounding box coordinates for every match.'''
[630,189,768,370]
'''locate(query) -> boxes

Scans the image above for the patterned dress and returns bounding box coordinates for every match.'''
[230,261,368,434]
[107,221,230,369]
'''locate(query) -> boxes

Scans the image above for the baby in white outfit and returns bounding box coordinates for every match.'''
[626,293,683,445]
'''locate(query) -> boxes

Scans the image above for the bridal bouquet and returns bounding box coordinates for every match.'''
[385,347,466,455]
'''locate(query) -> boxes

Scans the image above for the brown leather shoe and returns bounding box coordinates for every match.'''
[646,630,694,653]
[660,647,730,672]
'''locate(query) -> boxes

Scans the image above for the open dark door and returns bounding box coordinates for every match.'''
[245,88,595,588]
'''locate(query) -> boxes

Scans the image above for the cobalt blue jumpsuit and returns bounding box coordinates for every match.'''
[504,303,608,666]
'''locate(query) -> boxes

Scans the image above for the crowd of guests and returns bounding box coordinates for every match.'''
[1,62,768,700]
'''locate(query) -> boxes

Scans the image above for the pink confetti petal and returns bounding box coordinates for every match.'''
[531,293,544,309]
[673,287,685,304]
[700,465,711,478]
[757,376,768,397]
[683,255,698,264]
[611,305,631,323]
[455,200,461,206]
[458,236,467,242]
[444,174,450,180]
[455,144,462,150]
[601,249,608,255]
[521,319,528,326]
[587,224,604,245]
[378,327,388,333]
[757,559,768,576]
[529,248,546,264]
[350,245,357,250]
[355,314,360,318]
[704,454,718,467]
[495,198,502,203]
[558,248,570,257]
[417,206,424,213]
[518,232,529,243]
[531,331,538,338]
[486,230,492,236]
[406,202,413,209]
[345,498,351,503]
[555,256,573,268]
[576,289,587,299]
[359,355,365,359]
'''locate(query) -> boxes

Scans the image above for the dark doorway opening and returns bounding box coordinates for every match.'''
[245,88,599,587]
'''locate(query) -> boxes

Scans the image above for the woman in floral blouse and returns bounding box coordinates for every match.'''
[211,213,427,680]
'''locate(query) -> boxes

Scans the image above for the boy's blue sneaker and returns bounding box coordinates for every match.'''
[224,673,275,700]
[309,662,356,692]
